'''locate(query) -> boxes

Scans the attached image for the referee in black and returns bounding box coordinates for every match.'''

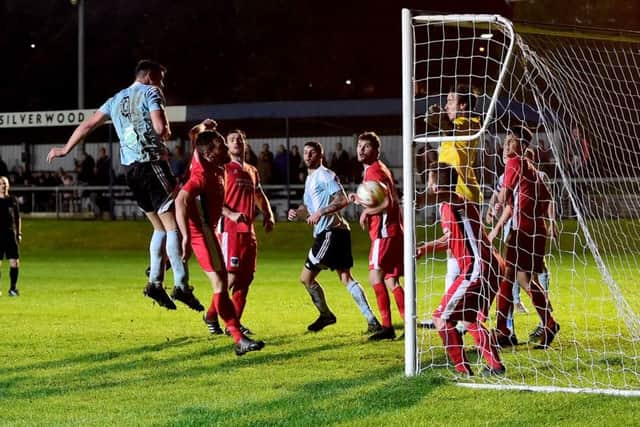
[0,176,21,296]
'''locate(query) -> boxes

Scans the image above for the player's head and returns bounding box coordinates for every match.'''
[190,119,229,165]
[226,129,247,161]
[357,131,381,164]
[446,83,476,122]
[0,176,9,197]
[427,162,458,198]
[303,141,323,169]
[135,59,166,88]
[505,124,533,157]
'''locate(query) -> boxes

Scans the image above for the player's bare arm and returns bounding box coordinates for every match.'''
[150,109,171,141]
[416,230,450,259]
[308,190,347,225]
[488,187,512,243]
[175,189,192,261]
[358,192,390,230]
[222,204,248,224]
[287,204,309,222]
[47,111,108,163]
[255,185,275,232]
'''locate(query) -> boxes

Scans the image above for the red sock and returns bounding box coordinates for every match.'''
[373,283,392,328]
[467,322,503,370]
[391,286,405,320]
[232,288,248,321]
[495,279,513,335]
[438,321,471,375]
[206,294,218,321]
[214,292,242,342]
[529,279,555,328]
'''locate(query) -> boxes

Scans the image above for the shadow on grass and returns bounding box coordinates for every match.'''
[163,366,444,427]
[1,332,353,401]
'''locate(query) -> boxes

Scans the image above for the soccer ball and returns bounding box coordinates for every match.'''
[356,181,386,207]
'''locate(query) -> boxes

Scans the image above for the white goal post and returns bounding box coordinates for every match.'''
[402,9,640,395]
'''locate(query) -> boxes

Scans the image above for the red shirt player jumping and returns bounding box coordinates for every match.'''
[175,119,265,356]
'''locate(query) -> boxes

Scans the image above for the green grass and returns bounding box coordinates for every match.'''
[1,219,639,426]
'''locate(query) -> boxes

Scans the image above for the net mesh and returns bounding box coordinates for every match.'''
[410,13,640,391]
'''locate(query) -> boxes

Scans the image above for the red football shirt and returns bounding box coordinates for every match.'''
[503,156,549,235]
[181,150,225,230]
[221,160,260,234]
[363,160,402,240]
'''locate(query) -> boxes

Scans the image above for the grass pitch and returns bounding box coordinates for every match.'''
[1,220,639,426]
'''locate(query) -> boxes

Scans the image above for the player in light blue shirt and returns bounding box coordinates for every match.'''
[47,60,204,313]
[98,77,166,166]
[288,141,381,335]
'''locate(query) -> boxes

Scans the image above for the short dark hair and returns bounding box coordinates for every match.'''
[450,83,477,112]
[189,119,224,154]
[357,131,381,151]
[508,125,533,147]
[429,162,458,190]
[227,129,247,140]
[304,141,323,155]
[135,59,166,77]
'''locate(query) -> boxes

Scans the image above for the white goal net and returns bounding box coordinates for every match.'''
[402,9,640,395]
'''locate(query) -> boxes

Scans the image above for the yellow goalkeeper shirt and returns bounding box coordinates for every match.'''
[438,116,482,203]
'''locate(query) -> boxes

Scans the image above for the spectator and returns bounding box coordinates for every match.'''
[76,151,95,185]
[289,145,302,183]
[257,144,274,184]
[0,156,8,177]
[273,144,289,184]
[329,142,351,183]
[94,147,112,184]
[244,144,258,167]
[169,144,188,179]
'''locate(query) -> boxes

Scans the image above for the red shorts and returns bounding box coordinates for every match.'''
[190,223,225,273]
[505,229,546,273]
[218,232,257,274]
[369,235,403,279]
[433,275,485,323]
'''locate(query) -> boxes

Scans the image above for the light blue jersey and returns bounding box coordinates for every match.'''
[303,165,349,237]
[99,82,165,166]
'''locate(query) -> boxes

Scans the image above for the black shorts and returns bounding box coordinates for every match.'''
[125,161,177,213]
[305,228,354,272]
[0,233,19,259]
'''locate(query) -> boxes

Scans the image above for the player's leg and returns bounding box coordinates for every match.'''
[228,271,253,328]
[226,233,257,334]
[377,236,405,320]
[336,268,381,333]
[330,228,381,332]
[523,271,560,348]
[494,233,519,346]
[127,162,176,309]
[301,231,337,331]
[434,316,472,376]
[141,211,176,309]
[6,233,20,296]
[368,238,395,337]
[203,270,264,356]
[8,258,19,296]
[159,210,205,312]
[513,280,528,313]
[300,265,336,332]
